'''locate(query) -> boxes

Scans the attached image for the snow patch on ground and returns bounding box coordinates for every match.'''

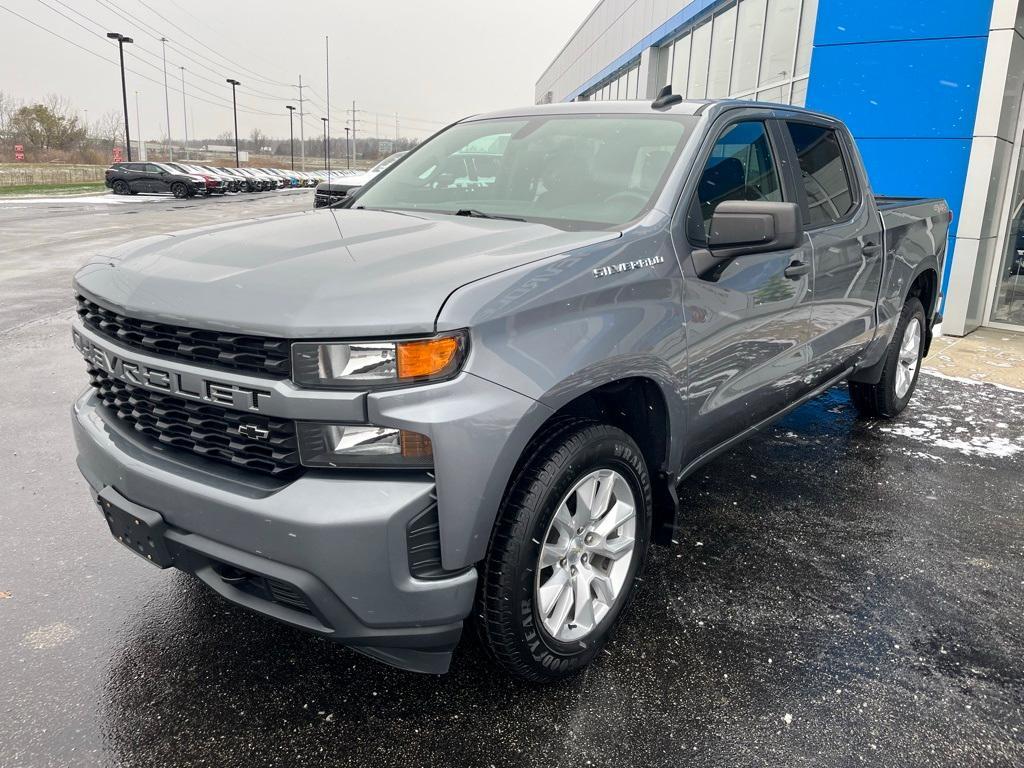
[921,368,1024,395]
[881,424,1023,459]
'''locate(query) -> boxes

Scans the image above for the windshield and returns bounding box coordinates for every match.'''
[354,114,695,229]
[369,151,407,174]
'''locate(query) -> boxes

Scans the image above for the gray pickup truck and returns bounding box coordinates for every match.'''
[71,97,949,681]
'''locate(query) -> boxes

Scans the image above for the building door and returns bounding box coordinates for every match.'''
[988,133,1024,329]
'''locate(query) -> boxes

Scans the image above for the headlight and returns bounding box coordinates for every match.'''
[291,332,467,389]
[296,423,432,468]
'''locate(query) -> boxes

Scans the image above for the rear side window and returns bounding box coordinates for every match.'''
[689,120,783,242]
[786,122,856,227]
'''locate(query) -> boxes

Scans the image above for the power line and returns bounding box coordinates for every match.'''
[0,3,280,121]
[38,0,281,117]
[137,0,293,87]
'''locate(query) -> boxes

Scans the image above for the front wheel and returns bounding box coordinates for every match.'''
[850,297,926,418]
[171,183,188,199]
[476,420,652,682]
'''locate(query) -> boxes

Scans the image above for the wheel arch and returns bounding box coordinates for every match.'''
[493,370,685,552]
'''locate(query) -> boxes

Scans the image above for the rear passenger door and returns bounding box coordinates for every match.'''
[781,120,884,381]
[146,164,169,194]
[123,163,148,192]
[676,116,815,463]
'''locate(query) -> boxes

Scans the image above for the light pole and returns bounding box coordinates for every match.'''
[321,117,329,171]
[286,106,296,170]
[106,32,133,160]
[134,90,143,160]
[226,78,241,167]
[344,126,350,169]
[160,37,172,160]
[179,67,188,159]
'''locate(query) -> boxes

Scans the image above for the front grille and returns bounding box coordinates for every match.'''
[88,367,300,477]
[76,295,291,378]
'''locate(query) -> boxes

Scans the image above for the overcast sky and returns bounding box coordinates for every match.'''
[0,0,595,142]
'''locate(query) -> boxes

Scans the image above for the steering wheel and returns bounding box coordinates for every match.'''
[604,190,648,207]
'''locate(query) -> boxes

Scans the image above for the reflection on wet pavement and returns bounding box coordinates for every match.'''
[4,375,1023,767]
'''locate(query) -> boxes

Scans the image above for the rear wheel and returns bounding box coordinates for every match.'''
[476,419,652,682]
[171,182,188,199]
[850,297,926,418]
[111,180,129,195]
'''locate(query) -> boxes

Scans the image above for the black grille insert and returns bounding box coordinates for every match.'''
[76,295,291,377]
[88,367,300,477]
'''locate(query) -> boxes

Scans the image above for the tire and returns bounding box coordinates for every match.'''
[476,419,652,682]
[171,183,188,199]
[111,180,129,195]
[850,297,926,418]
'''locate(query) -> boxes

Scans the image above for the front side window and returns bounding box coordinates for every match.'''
[689,120,783,242]
[786,122,855,227]
[354,114,697,230]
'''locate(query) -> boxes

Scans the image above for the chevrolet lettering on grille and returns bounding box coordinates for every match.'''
[73,328,272,412]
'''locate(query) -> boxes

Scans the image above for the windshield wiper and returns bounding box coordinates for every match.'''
[453,208,526,222]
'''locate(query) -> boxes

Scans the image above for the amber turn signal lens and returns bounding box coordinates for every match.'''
[400,430,433,458]
[397,336,461,380]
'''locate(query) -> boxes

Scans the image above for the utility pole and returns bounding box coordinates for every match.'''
[321,117,329,171]
[180,67,188,159]
[350,100,357,166]
[226,78,241,167]
[160,37,172,160]
[296,74,306,170]
[106,32,133,160]
[325,37,330,174]
[286,106,295,170]
[134,90,145,161]
[344,126,350,169]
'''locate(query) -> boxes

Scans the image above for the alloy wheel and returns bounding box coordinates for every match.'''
[895,317,922,399]
[534,468,637,643]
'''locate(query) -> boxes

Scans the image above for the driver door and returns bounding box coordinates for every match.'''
[676,117,815,464]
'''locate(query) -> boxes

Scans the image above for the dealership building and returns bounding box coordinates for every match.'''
[536,0,1024,336]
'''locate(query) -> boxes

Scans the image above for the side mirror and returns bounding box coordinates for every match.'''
[708,200,803,258]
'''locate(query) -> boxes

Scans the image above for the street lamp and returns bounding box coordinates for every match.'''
[344,126,351,169]
[226,78,241,167]
[180,67,188,159]
[286,106,296,170]
[320,117,329,171]
[106,32,133,160]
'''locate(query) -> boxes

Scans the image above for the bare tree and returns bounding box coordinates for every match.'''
[95,110,124,148]
[0,91,20,143]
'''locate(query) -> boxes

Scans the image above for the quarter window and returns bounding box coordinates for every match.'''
[786,122,856,227]
[690,121,783,241]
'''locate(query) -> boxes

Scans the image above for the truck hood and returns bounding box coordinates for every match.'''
[74,208,618,337]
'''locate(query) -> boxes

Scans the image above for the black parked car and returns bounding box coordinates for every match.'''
[105,162,206,198]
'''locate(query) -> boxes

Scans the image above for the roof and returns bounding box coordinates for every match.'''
[460,99,838,124]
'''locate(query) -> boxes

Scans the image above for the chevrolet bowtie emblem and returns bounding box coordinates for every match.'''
[238,424,271,441]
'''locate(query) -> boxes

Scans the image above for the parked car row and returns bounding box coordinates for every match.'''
[314,152,408,207]
[104,162,337,198]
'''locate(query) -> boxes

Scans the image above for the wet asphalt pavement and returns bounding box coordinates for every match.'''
[1,192,1023,767]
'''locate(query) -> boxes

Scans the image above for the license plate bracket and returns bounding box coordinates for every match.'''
[97,490,174,568]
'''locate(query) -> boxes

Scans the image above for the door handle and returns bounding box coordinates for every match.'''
[862,243,882,258]
[784,260,811,279]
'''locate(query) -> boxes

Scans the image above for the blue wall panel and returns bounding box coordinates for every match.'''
[807,1,994,305]
[814,0,994,45]
[806,37,988,138]
[856,137,973,220]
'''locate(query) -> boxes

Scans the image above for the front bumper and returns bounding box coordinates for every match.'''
[72,390,477,674]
